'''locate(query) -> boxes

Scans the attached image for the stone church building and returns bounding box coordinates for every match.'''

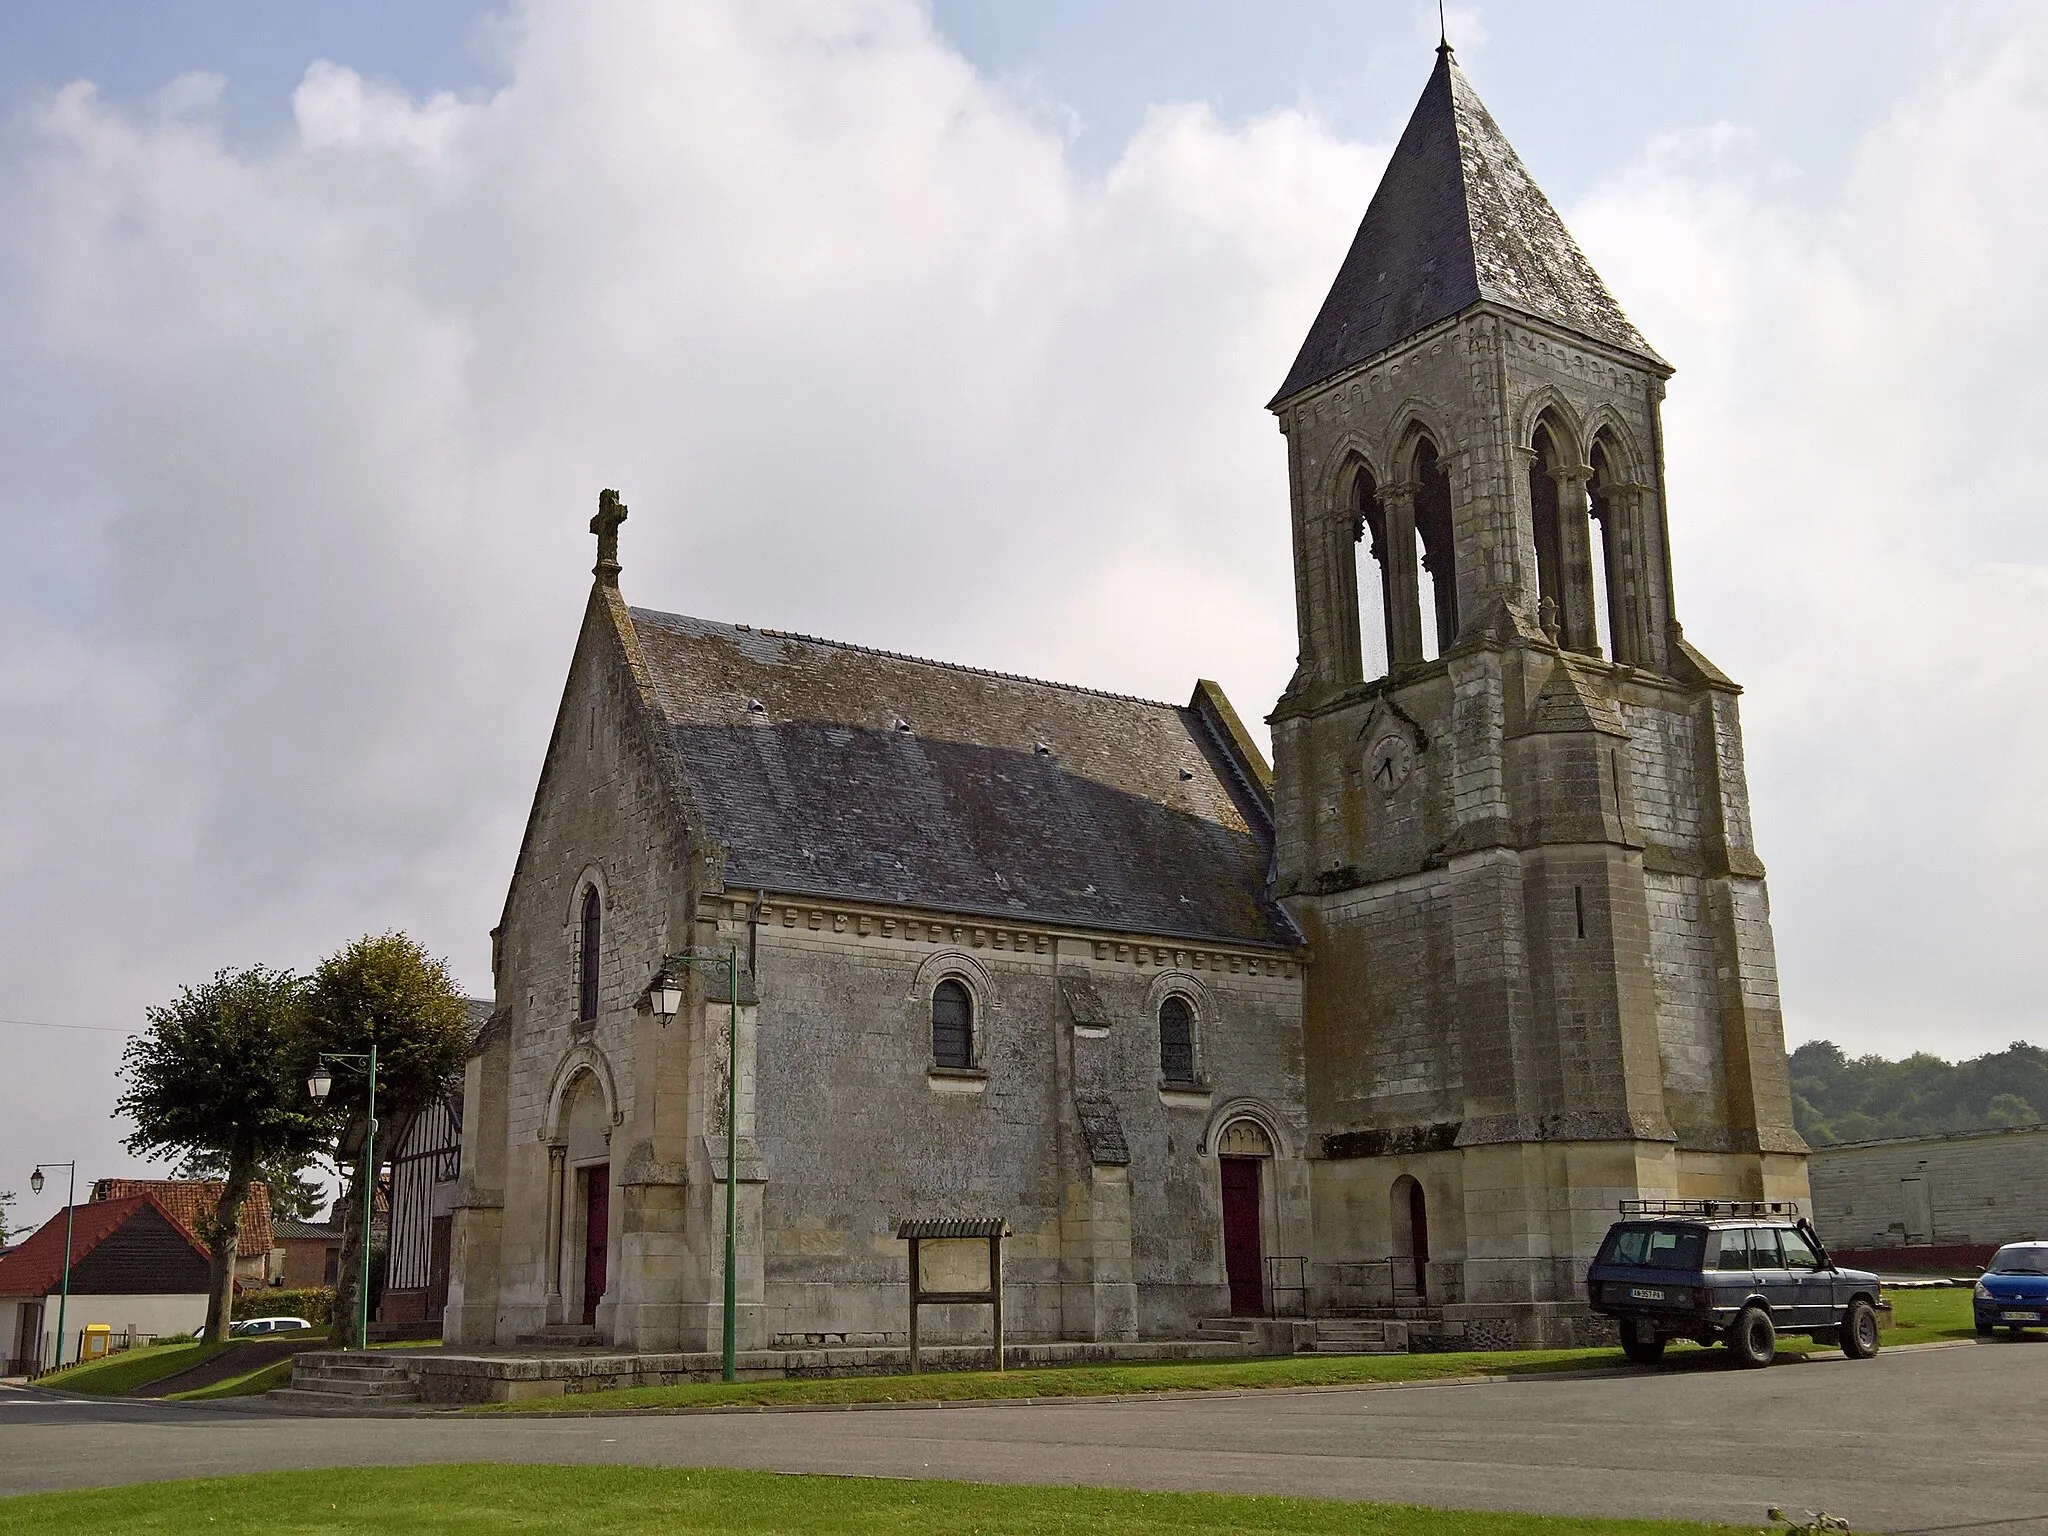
[447,45,1806,1355]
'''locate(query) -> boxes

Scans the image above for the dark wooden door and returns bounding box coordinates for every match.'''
[581,1166,610,1327]
[13,1301,42,1374]
[1221,1157,1264,1317]
[427,1215,454,1319]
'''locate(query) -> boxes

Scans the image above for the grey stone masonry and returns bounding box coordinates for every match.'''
[1266,48,1806,1344]
[1808,1124,2048,1252]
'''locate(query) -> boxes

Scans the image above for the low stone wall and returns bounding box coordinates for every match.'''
[396,1337,1252,1405]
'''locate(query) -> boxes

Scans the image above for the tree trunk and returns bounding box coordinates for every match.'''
[330,1154,365,1345]
[203,1167,253,1344]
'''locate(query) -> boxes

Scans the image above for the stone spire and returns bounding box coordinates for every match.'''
[591,488,627,587]
[1270,49,1662,408]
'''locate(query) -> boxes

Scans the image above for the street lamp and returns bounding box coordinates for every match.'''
[29,1161,76,1371]
[306,1045,378,1351]
[646,948,740,1382]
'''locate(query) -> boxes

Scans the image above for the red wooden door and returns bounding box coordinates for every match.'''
[1220,1157,1264,1317]
[581,1167,610,1327]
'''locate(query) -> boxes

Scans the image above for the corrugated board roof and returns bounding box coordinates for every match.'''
[628,610,1297,948]
[1272,46,1661,407]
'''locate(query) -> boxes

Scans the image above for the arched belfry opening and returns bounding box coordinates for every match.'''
[1411,438,1457,658]
[1527,412,1602,655]
[1588,432,1633,665]
[1349,459,1390,679]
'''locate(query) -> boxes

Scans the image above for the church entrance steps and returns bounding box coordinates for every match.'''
[268,1352,421,1412]
[1302,1319,1405,1354]
[339,1338,1253,1405]
[518,1325,603,1348]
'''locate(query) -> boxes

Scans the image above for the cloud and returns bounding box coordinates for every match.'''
[0,0,1382,1204]
[1568,2,2048,1052]
[0,0,2041,1214]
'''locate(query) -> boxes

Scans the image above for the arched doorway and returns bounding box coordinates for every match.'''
[560,1071,611,1328]
[1217,1119,1274,1316]
[1390,1175,1429,1300]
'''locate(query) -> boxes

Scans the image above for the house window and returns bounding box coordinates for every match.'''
[1159,995,1197,1084]
[578,886,601,1023]
[931,978,973,1069]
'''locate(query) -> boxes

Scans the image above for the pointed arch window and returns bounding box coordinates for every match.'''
[1588,435,1635,665]
[1412,439,1458,658]
[578,886,601,1023]
[1350,462,1390,679]
[931,978,973,1070]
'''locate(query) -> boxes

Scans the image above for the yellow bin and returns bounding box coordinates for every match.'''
[81,1324,113,1360]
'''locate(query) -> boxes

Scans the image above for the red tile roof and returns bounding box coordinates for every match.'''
[0,1195,210,1298]
[90,1180,275,1257]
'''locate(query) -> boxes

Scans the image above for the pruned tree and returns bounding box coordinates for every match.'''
[301,933,472,1342]
[116,967,328,1342]
[0,1189,15,1246]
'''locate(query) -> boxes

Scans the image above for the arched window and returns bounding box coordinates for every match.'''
[1412,438,1458,658]
[1350,461,1390,680]
[931,978,973,1069]
[1159,995,1196,1084]
[1529,420,1567,641]
[1588,436,1630,664]
[578,886,601,1023]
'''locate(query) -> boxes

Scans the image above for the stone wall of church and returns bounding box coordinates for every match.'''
[453,590,703,1348]
[695,894,1307,1345]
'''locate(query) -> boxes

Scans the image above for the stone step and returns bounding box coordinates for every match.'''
[294,1368,409,1392]
[293,1371,420,1398]
[520,1326,603,1346]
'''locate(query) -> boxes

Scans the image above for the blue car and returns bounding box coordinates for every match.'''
[1974,1243,2048,1335]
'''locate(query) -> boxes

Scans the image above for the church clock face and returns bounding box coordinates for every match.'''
[1368,733,1414,795]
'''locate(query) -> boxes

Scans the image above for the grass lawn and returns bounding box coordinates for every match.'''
[0,1465,1760,1536]
[481,1292,1975,1416]
[31,1340,229,1396]
[1881,1283,1974,1342]
[165,1355,298,1400]
[473,1333,1814,1415]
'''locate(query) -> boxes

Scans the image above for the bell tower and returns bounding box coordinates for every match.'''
[1270,45,1807,1342]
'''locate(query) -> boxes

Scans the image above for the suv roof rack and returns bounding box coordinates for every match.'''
[1618,1198,1803,1219]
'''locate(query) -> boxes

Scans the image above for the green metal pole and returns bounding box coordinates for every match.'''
[722,947,738,1382]
[359,1042,377,1352]
[53,1164,74,1370]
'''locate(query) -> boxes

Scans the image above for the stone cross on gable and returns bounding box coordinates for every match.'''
[591,488,627,586]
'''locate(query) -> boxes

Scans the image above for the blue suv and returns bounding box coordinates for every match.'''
[1586,1200,1883,1368]
[1973,1242,2048,1334]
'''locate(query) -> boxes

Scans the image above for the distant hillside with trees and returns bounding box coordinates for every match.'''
[1790,1040,2048,1146]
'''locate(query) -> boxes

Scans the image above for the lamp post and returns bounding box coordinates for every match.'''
[650,945,740,1382]
[307,1044,378,1351]
[28,1162,75,1371]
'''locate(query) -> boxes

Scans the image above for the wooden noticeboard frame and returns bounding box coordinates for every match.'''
[896,1218,1009,1374]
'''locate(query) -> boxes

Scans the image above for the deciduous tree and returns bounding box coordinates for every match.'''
[116,968,327,1342]
[302,934,472,1341]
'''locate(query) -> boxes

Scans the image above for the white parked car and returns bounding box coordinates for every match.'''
[228,1316,316,1337]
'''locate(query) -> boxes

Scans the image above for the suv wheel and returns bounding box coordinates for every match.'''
[1619,1320,1666,1365]
[1840,1298,1881,1360]
[1730,1305,1776,1368]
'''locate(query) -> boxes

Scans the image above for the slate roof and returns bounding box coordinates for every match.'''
[0,1195,208,1298]
[1272,46,1662,407]
[90,1180,274,1258]
[627,610,1297,949]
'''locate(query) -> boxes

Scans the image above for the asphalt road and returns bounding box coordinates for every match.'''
[2,1340,2043,1532]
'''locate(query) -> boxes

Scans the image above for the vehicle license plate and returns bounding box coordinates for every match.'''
[2006,1310,2040,1322]
[1629,1287,1664,1301]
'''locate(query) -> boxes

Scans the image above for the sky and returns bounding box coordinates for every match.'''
[0,1,2043,1237]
